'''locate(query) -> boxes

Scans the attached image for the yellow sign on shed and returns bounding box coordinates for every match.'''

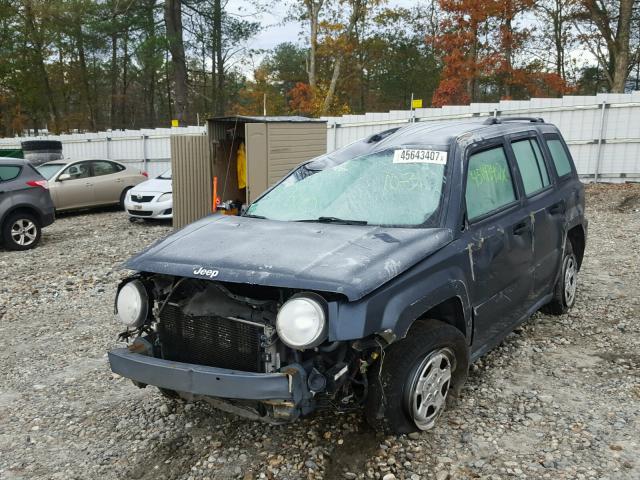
[412,99,423,109]
[171,119,179,127]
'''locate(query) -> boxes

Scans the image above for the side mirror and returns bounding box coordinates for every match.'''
[58,173,71,181]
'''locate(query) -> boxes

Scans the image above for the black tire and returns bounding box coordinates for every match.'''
[120,187,131,210]
[365,319,469,435]
[542,239,577,315]
[1,212,42,251]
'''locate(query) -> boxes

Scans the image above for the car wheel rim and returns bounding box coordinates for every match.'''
[10,219,37,246]
[406,348,454,431]
[564,255,577,306]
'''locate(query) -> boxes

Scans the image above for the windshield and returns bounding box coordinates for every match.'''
[245,149,448,227]
[36,163,65,180]
[157,167,172,180]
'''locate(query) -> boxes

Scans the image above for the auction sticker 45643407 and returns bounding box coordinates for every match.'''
[393,149,448,164]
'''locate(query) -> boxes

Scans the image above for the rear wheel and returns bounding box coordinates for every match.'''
[542,239,577,315]
[2,212,42,250]
[365,319,469,434]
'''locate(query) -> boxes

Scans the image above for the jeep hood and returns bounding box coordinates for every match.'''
[125,215,453,301]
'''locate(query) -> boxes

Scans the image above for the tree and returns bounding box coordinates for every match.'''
[575,0,637,93]
[164,0,188,124]
[303,0,325,89]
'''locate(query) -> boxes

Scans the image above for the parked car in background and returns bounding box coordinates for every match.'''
[124,168,172,221]
[0,157,55,250]
[108,118,587,434]
[37,159,147,212]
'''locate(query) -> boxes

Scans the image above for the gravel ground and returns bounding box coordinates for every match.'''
[1,184,639,480]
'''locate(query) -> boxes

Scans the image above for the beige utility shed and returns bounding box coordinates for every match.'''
[171,116,327,228]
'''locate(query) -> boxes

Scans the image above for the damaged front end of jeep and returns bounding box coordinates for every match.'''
[108,273,385,423]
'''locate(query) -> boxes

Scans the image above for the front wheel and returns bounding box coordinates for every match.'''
[542,240,577,315]
[365,319,469,434]
[120,187,132,210]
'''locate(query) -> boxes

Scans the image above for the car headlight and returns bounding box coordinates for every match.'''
[276,294,327,349]
[158,192,172,202]
[116,279,149,328]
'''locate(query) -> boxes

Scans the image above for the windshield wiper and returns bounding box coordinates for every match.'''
[298,216,368,225]
[242,214,266,219]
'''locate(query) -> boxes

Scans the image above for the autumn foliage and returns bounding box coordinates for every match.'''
[432,0,571,107]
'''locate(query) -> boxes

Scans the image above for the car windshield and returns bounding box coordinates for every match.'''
[245,149,448,227]
[157,168,172,180]
[36,163,65,180]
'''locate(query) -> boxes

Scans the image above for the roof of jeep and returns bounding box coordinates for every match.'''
[372,118,557,150]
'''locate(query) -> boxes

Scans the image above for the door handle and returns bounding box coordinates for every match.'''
[513,221,529,235]
[85,182,94,187]
[549,202,565,215]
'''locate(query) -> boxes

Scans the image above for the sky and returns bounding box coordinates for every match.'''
[228,0,419,52]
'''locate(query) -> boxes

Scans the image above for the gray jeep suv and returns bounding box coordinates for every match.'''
[109,118,587,434]
[0,158,55,250]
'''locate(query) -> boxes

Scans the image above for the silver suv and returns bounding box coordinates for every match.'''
[0,157,55,250]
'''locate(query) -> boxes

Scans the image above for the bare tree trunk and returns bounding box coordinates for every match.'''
[110,33,118,128]
[164,0,188,124]
[467,22,479,102]
[582,0,634,93]
[322,0,364,113]
[144,0,157,127]
[305,0,323,89]
[611,0,633,92]
[23,0,61,132]
[75,22,96,130]
[214,0,224,115]
[120,31,129,128]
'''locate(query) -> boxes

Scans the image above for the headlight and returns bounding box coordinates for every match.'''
[158,192,172,202]
[276,294,327,349]
[116,279,148,328]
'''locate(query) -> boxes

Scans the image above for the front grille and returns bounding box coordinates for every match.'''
[131,195,154,203]
[157,304,263,372]
[128,210,153,216]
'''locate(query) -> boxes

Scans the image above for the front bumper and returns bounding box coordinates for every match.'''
[124,196,173,219]
[108,348,294,401]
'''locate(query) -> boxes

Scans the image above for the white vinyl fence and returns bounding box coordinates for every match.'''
[0,126,205,178]
[1,92,639,182]
[323,92,640,182]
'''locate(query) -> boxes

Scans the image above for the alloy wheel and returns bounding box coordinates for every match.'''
[405,348,454,430]
[10,219,38,246]
[564,255,577,306]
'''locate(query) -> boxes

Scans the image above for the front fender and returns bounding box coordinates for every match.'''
[329,265,472,343]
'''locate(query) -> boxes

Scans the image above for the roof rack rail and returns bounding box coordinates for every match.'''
[483,116,545,125]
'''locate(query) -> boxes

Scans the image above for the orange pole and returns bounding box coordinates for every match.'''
[212,176,218,212]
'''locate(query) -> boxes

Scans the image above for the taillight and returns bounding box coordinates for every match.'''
[141,171,148,178]
[27,180,48,190]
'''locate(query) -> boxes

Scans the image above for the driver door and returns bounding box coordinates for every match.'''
[462,142,534,352]
[53,161,95,209]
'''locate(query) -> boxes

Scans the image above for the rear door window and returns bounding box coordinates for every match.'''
[465,145,517,220]
[511,138,550,196]
[0,165,21,181]
[545,136,573,177]
[91,161,120,176]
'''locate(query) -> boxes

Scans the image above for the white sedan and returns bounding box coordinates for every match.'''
[124,168,173,220]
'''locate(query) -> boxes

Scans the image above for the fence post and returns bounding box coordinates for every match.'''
[142,134,148,173]
[594,101,607,183]
[106,137,111,160]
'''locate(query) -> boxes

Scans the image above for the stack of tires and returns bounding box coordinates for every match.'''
[21,140,63,166]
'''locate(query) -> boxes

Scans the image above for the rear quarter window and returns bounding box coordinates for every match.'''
[0,165,21,182]
[545,136,573,177]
